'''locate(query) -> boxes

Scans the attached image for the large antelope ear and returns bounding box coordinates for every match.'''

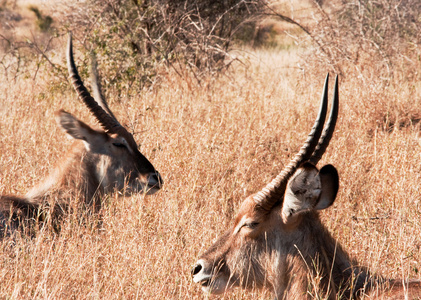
[282,163,321,220]
[282,163,339,222]
[55,110,101,149]
[314,164,339,210]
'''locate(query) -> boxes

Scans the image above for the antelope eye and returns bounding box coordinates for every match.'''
[245,222,259,229]
[112,142,126,149]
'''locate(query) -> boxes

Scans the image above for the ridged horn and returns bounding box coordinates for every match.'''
[66,32,121,133]
[254,74,330,212]
[90,54,120,123]
[309,75,339,165]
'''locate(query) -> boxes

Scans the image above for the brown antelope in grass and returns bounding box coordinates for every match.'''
[192,75,421,299]
[0,33,162,236]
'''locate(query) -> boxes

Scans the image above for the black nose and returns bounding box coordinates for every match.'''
[151,173,159,183]
[150,172,163,188]
[192,264,202,276]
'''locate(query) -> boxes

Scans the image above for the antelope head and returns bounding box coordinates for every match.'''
[63,33,162,196]
[192,75,343,298]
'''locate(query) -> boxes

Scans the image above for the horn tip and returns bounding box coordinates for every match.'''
[67,32,72,47]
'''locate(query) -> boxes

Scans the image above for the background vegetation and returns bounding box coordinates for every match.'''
[0,0,420,298]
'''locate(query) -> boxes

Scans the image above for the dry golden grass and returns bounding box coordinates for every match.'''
[1,35,421,300]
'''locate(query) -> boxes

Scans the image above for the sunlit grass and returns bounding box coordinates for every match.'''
[0,35,420,299]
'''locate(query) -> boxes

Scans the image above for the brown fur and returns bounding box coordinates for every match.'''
[1,112,161,237]
[192,164,421,299]
[1,37,162,236]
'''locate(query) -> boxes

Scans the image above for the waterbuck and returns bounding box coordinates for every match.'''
[0,34,162,235]
[192,75,421,299]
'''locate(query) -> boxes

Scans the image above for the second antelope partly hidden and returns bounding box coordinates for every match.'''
[0,34,162,236]
[192,75,421,299]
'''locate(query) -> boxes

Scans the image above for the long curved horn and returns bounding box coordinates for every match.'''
[66,33,120,133]
[309,75,339,165]
[90,54,119,122]
[254,74,330,212]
